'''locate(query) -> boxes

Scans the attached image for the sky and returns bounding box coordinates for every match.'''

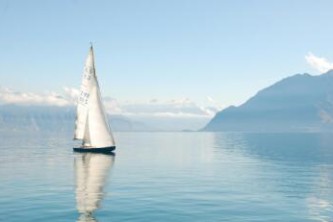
[1,0,333,126]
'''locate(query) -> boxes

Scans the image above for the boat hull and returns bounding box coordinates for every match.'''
[73,146,116,153]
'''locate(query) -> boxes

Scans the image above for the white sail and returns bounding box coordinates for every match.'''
[75,153,114,215]
[74,47,115,148]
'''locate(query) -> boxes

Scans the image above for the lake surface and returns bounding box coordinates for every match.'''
[0,132,332,221]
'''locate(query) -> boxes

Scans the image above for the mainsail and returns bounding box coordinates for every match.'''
[74,46,115,148]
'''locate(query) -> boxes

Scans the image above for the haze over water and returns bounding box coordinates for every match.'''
[0,131,332,221]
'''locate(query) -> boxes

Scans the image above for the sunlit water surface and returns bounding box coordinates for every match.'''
[0,132,332,221]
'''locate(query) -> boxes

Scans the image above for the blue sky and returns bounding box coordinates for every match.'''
[1,0,333,110]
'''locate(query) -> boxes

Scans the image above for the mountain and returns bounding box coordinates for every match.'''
[203,70,333,132]
[0,104,210,132]
[0,105,152,132]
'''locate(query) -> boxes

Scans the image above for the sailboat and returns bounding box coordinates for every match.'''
[73,46,116,153]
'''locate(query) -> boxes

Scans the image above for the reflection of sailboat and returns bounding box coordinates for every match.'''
[73,46,116,153]
[74,153,115,221]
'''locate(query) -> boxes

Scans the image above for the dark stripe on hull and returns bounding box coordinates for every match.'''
[73,146,116,153]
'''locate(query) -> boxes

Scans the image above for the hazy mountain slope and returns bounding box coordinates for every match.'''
[203,70,333,132]
[0,105,152,132]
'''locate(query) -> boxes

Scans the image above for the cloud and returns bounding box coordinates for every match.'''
[121,98,217,118]
[63,87,79,103]
[305,52,333,73]
[119,98,219,130]
[205,96,223,115]
[0,87,124,114]
[103,96,123,115]
[0,87,222,130]
[0,87,71,106]
[0,87,220,119]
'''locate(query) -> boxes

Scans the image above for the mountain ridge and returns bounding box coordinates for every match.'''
[203,70,333,132]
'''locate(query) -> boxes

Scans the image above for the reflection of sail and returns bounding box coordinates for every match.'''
[74,153,115,221]
[307,168,333,222]
[77,213,98,222]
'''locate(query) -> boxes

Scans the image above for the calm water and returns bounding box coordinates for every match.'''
[0,132,333,222]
